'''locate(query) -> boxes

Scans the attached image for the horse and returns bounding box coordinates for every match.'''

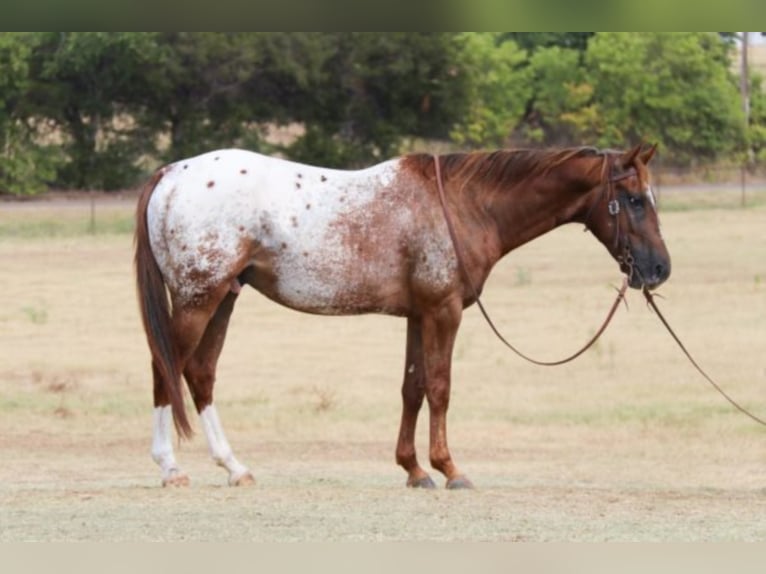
[134,144,670,488]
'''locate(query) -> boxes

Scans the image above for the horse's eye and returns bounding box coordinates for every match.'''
[628,195,642,207]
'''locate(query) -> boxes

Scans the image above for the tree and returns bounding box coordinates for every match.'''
[585,33,745,164]
[449,33,531,148]
[747,72,766,162]
[517,45,596,145]
[285,33,474,166]
[0,33,61,195]
[500,32,593,54]
[25,32,160,189]
[137,33,276,162]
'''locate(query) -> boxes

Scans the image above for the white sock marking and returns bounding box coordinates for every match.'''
[199,404,249,482]
[151,406,181,479]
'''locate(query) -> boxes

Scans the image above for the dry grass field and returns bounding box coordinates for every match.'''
[0,189,764,541]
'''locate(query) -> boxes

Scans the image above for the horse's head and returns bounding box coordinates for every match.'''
[584,144,670,290]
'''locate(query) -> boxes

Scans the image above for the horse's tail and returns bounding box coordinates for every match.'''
[134,168,193,439]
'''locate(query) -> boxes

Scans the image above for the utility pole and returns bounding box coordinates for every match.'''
[740,32,750,206]
[741,32,750,123]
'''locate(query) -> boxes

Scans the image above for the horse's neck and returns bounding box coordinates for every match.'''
[483,166,596,257]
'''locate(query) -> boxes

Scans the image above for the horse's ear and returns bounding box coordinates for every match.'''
[619,144,642,169]
[640,143,658,165]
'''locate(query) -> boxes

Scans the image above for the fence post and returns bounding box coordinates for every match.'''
[740,164,746,208]
[89,190,96,234]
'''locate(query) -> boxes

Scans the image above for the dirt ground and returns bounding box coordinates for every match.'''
[0,196,764,541]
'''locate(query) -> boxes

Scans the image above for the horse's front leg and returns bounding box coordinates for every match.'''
[421,297,474,489]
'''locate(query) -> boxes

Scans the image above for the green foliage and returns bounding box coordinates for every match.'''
[584,33,745,164]
[25,32,160,190]
[521,46,595,144]
[285,33,472,166]
[500,32,593,54]
[449,33,530,148]
[0,33,61,195]
[139,32,270,161]
[747,72,766,162]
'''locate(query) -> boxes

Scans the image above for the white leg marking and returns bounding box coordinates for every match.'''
[151,406,187,486]
[199,404,252,485]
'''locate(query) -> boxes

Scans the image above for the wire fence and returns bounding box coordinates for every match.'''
[652,162,766,210]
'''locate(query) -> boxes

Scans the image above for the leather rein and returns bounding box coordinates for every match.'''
[432,154,628,366]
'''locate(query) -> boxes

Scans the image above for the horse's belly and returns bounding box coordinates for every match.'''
[256,243,407,315]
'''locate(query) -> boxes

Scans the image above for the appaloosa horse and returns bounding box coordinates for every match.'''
[135,144,670,488]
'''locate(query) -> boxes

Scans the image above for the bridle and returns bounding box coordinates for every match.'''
[432,154,629,366]
[583,155,640,285]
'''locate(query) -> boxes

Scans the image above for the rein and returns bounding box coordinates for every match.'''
[643,288,766,427]
[432,154,628,366]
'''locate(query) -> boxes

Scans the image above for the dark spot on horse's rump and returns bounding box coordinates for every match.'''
[296,182,301,189]
[321,175,327,182]
[240,169,247,174]
[214,156,220,161]
[183,164,188,169]
[169,228,175,235]
[306,203,311,210]
[238,226,245,232]
[297,173,303,179]
[290,216,298,227]
[303,251,308,257]
[339,196,345,203]
[181,244,187,251]
[207,180,215,188]
[281,242,287,250]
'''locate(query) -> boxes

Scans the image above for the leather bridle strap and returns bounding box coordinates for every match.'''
[432,154,628,367]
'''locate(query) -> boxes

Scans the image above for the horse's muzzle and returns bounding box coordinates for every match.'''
[623,250,671,290]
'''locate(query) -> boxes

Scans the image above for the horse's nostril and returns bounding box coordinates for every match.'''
[655,262,669,280]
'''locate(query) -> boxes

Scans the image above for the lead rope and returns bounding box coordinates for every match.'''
[643,288,766,427]
[432,154,628,367]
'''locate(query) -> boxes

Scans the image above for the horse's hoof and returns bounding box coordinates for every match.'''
[407,475,437,489]
[162,473,190,487]
[445,476,474,490]
[229,471,256,487]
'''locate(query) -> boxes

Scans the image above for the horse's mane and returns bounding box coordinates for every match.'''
[403,146,606,189]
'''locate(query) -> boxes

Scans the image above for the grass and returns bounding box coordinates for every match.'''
[656,186,766,211]
[0,213,134,239]
[20,304,49,325]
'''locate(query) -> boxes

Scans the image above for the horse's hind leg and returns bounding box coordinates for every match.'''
[151,362,189,487]
[184,291,254,486]
[395,317,436,488]
[150,287,228,487]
